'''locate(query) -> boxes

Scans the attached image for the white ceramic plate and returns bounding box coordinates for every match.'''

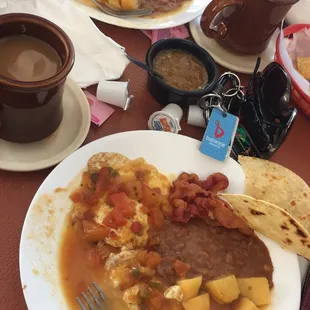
[0,79,91,172]
[190,16,278,73]
[286,0,310,25]
[72,0,209,30]
[20,131,301,310]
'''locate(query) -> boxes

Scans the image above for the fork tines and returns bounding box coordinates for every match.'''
[76,282,106,310]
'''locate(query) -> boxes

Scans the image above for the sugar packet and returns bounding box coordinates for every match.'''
[141,25,189,44]
[84,91,115,126]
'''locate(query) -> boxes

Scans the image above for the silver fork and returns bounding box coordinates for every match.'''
[76,282,107,310]
[91,0,153,18]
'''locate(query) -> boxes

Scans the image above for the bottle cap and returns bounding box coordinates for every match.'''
[148,103,183,133]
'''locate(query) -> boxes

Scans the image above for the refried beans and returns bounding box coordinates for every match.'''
[149,219,274,309]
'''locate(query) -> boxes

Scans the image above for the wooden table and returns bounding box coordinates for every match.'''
[0,21,309,310]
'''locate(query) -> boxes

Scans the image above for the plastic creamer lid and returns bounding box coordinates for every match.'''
[148,103,183,133]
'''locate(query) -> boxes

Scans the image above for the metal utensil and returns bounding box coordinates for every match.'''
[91,0,153,18]
[125,51,163,79]
[76,282,107,310]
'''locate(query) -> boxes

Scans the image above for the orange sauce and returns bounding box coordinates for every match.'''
[58,216,128,310]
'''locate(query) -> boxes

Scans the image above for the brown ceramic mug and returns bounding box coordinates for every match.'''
[201,0,298,55]
[0,13,75,143]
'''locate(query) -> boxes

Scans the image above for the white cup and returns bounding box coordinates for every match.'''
[187,105,206,128]
[96,80,133,110]
[162,104,183,121]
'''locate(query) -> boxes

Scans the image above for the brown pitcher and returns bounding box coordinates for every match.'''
[201,0,299,55]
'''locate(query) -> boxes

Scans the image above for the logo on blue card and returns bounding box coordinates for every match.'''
[200,109,238,161]
[214,120,225,138]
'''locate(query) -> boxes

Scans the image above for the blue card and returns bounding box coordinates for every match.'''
[200,108,239,161]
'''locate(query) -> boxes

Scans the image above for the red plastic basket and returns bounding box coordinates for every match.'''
[275,24,310,117]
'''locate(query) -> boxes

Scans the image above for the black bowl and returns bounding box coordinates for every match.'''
[146,38,218,107]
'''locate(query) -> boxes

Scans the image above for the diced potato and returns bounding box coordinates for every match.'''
[183,293,210,310]
[259,306,270,310]
[178,276,202,301]
[237,278,270,307]
[234,297,260,310]
[205,275,240,304]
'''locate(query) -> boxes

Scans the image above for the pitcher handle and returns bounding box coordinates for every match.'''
[201,0,244,39]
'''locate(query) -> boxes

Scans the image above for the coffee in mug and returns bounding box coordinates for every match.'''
[0,35,62,82]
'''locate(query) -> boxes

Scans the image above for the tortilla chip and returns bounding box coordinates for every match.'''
[220,194,310,260]
[239,156,310,233]
[297,57,310,80]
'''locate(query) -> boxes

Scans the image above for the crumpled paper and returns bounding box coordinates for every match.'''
[279,25,310,95]
[0,0,130,88]
[285,27,310,59]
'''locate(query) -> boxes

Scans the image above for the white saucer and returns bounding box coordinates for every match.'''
[0,79,91,172]
[286,0,310,25]
[189,16,278,73]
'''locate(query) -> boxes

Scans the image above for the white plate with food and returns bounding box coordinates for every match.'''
[20,131,308,310]
[72,0,209,30]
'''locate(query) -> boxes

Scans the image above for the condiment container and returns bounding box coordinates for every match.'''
[96,80,133,110]
[146,38,218,107]
[148,103,183,133]
[187,105,206,128]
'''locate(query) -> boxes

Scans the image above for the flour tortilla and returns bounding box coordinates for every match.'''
[239,156,310,233]
[220,194,310,260]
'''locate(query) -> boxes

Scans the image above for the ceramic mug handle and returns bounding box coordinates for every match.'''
[201,0,244,39]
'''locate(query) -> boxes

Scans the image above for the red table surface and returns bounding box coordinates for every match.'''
[0,21,309,310]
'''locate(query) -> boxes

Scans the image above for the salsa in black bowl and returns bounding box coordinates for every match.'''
[146,38,218,107]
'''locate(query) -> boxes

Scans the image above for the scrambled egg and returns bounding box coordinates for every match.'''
[85,152,171,249]
[105,249,146,289]
[123,285,141,310]
[105,248,143,270]
[94,199,149,249]
[164,285,183,302]
[88,152,171,196]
